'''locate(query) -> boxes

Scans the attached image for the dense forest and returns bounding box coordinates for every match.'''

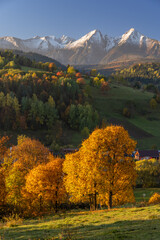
[0,50,110,150]
[112,62,160,91]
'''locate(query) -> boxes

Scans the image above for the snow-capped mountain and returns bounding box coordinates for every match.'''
[0,28,160,65]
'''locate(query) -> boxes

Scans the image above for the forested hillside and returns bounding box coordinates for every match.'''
[112,62,160,91]
[0,50,160,150]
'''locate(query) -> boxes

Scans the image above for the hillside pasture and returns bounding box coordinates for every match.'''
[0,204,160,239]
[91,83,160,149]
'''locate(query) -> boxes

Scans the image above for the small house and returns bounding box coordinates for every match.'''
[134,150,159,160]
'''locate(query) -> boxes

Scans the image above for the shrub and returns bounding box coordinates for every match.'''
[76,78,86,85]
[148,193,160,205]
[3,214,23,227]
[81,127,89,139]
[150,98,157,109]
[123,107,131,118]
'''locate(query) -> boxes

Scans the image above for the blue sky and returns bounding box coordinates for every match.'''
[0,0,160,40]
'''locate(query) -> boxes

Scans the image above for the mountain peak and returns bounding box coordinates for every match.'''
[67,29,103,48]
[118,28,145,45]
[128,28,135,33]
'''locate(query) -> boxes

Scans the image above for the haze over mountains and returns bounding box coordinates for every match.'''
[0,28,160,66]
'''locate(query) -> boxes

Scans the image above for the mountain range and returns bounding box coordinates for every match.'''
[0,28,160,66]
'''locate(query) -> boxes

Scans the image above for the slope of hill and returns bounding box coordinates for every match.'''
[10,49,67,70]
[90,83,160,149]
[112,62,160,89]
[1,202,160,239]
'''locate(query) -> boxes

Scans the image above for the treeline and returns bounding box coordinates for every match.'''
[112,62,160,91]
[0,127,160,217]
[0,49,57,72]
[0,71,98,131]
[0,126,136,216]
[0,136,66,216]
[0,51,99,133]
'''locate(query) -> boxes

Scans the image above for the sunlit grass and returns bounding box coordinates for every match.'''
[21,66,44,72]
[0,189,160,239]
[91,82,160,149]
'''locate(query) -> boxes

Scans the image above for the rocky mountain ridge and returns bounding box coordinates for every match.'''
[0,28,160,65]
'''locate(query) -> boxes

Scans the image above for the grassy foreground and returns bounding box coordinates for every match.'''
[1,188,160,240]
[0,205,160,240]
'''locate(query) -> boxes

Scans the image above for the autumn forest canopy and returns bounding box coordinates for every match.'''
[0,50,160,219]
[0,126,137,216]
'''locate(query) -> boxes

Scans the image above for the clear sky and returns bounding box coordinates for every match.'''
[0,0,160,40]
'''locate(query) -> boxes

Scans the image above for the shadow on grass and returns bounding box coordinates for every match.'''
[1,218,160,240]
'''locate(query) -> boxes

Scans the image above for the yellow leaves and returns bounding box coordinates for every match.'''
[24,155,66,210]
[10,137,50,172]
[0,168,6,204]
[0,136,9,161]
[63,125,137,208]
[67,66,76,75]
[148,193,160,205]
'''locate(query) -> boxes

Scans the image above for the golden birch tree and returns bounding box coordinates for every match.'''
[24,154,66,213]
[4,136,50,209]
[63,126,137,209]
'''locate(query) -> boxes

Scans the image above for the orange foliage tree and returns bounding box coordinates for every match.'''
[4,136,50,209]
[0,168,6,205]
[0,136,9,162]
[63,126,137,209]
[10,136,50,172]
[76,72,82,78]
[76,78,86,85]
[48,62,56,72]
[24,155,66,213]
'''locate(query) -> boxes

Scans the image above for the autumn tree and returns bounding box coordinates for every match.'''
[0,136,9,162]
[136,158,160,187]
[0,168,6,205]
[24,155,66,213]
[4,136,50,210]
[48,62,56,72]
[150,98,157,109]
[76,78,86,85]
[9,136,50,173]
[63,126,137,210]
[90,69,97,76]
[67,66,76,75]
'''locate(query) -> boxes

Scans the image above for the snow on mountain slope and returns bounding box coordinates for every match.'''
[0,36,22,49]
[66,30,105,48]
[118,28,149,47]
[105,35,119,51]
[58,35,75,45]
[0,28,160,65]
[23,36,64,50]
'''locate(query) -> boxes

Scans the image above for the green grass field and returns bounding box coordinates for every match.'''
[21,66,45,72]
[0,189,160,240]
[91,83,160,149]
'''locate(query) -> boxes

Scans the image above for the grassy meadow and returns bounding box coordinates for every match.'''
[21,66,45,72]
[0,189,160,240]
[91,83,160,149]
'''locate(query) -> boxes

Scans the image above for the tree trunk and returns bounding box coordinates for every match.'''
[55,189,58,213]
[108,191,112,209]
[39,196,42,212]
[94,191,97,210]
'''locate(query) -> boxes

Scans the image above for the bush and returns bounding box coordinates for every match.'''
[148,193,160,205]
[3,213,23,227]
[123,107,131,118]
[136,158,160,188]
[81,127,89,139]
